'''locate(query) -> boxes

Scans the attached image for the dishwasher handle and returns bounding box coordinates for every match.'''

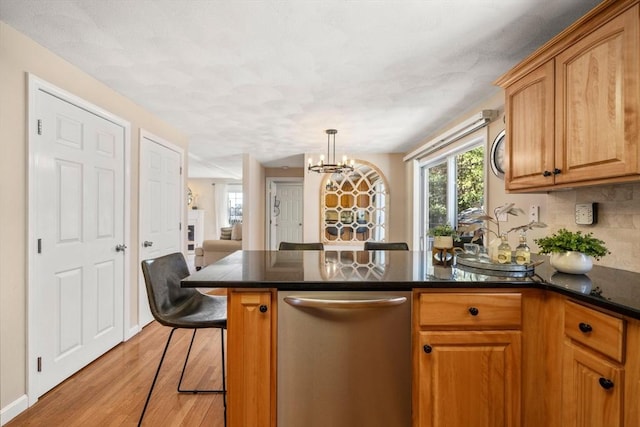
[284,295,407,309]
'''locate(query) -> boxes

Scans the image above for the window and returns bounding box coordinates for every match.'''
[228,189,243,225]
[421,142,484,243]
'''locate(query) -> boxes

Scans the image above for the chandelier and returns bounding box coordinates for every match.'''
[307,129,355,175]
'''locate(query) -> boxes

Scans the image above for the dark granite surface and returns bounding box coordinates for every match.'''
[182,250,640,320]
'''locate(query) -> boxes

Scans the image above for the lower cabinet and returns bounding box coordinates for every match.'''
[562,342,623,427]
[413,291,522,427]
[227,289,275,427]
[416,330,521,427]
[561,300,625,427]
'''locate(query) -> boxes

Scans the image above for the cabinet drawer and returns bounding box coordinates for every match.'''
[418,293,522,328]
[564,300,625,363]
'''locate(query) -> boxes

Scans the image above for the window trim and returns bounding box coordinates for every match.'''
[416,134,487,250]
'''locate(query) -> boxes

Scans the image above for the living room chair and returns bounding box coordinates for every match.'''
[363,241,409,251]
[279,242,324,250]
[139,252,227,426]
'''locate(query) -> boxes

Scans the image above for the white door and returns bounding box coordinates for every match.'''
[273,182,303,247]
[138,132,183,326]
[33,88,125,397]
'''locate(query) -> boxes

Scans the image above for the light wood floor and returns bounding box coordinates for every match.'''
[7,321,226,426]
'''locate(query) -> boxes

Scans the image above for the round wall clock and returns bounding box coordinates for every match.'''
[490,129,506,179]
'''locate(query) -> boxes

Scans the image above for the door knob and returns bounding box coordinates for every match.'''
[115,244,127,252]
[143,241,153,247]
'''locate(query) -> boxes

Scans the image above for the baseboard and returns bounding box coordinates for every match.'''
[1,394,28,426]
[124,324,140,341]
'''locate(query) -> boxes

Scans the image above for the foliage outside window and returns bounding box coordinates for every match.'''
[424,145,484,236]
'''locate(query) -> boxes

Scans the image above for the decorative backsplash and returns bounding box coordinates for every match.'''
[545,182,640,273]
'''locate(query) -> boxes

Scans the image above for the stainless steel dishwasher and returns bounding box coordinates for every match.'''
[277,291,412,427]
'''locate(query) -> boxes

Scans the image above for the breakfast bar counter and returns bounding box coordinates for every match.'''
[182,250,640,320]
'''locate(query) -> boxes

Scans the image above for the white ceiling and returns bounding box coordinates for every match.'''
[0,0,601,179]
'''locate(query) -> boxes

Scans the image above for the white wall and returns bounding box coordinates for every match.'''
[242,154,266,250]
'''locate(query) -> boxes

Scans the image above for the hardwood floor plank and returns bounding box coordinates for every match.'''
[7,322,226,427]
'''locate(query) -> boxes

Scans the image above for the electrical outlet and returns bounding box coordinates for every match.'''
[575,203,597,225]
[529,205,539,222]
[497,212,508,222]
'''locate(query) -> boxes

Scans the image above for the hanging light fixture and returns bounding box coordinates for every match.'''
[307,129,355,175]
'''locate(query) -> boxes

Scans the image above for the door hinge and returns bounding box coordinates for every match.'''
[37,119,42,135]
[179,222,182,231]
[37,238,42,254]
[180,166,183,175]
[37,357,42,372]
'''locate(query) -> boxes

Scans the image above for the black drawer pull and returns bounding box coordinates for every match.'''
[259,305,268,313]
[599,378,614,390]
[468,307,479,316]
[553,168,562,175]
[578,322,593,333]
[543,170,552,177]
[423,344,432,354]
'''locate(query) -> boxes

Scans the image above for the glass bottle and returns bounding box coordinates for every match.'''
[497,234,512,264]
[515,233,531,265]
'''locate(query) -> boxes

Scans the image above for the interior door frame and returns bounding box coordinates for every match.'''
[26,74,132,406]
[265,177,303,250]
[137,129,185,328]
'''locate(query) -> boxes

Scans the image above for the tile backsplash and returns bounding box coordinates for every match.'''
[546,182,640,273]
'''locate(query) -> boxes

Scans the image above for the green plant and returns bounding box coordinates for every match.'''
[457,203,546,242]
[534,228,610,260]
[428,223,461,241]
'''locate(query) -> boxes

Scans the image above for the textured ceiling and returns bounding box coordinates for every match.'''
[0,0,601,178]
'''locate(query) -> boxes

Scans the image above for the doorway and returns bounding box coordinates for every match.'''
[267,178,304,250]
[28,75,131,401]
[138,130,184,327]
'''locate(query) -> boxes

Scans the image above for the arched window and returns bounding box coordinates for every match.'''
[321,161,388,244]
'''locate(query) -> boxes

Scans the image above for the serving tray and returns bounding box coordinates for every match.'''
[455,253,538,275]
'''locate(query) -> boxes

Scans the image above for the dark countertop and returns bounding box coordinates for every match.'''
[182,250,640,320]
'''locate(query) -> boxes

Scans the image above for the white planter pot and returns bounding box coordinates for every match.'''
[550,251,593,274]
[433,236,454,249]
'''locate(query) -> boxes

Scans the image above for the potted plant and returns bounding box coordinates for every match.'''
[534,228,610,274]
[457,203,546,262]
[428,223,460,249]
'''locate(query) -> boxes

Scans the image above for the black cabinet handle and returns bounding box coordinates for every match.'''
[423,344,432,354]
[578,322,593,333]
[259,305,268,313]
[468,307,479,316]
[599,378,614,390]
[543,170,552,177]
[553,168,562,175]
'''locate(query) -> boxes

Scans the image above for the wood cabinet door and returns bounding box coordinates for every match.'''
[562,342,623,427]
[228,290,274,427]
[416,330,521,427]
[504,60,555,191]
[555,5,640,185]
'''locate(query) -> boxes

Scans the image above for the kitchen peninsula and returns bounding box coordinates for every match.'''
[183,250,640,427]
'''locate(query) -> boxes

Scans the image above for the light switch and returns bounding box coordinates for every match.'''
[575,203,597,225]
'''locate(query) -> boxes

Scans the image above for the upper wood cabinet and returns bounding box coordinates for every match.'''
[497,1,640,192]
[504,60,555,190]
